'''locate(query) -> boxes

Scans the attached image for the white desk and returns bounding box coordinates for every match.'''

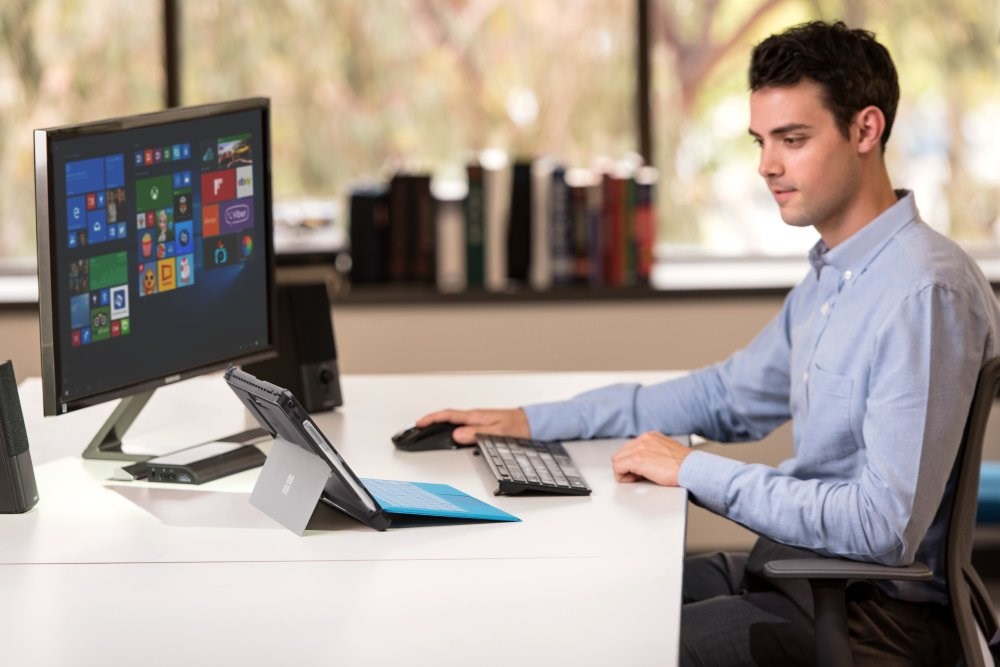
[3,372,687,666]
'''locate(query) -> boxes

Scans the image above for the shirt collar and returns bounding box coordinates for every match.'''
[807,190,919,279]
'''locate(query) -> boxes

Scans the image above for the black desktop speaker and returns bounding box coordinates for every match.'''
[0,360,39,513]
[244,283,343,412]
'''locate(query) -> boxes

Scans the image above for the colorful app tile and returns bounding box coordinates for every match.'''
[71,330,82,347]
[90,307,111,341]
[218,134,252,168]
[135,175,173,213]
[120,317,131,335]
[174,220,194,255]
[202,204,219,237]
[87,209,107,244]
[177,253,195,287]
[67,195,87,230]
[69,294,90,330]
[110,321,121,337]
[144,149,154,166]
[67,232,78,249]
[139,264,157,296]
[174,191,192,221]
[163,146,172,161]
[157,258,177,291]
[105,154,124,189]
[201,169,236,204]
[236,165,253,198]
[68,259,89,294]
[138,230,155,261]
[86,192,97,210]
[110,284,129,319]
[219,198,254,235]
[117,223,127,238]
[99,288,110,307]
[204,235,236,269]
[172,171,183,190]
[65,157,105,197]
[182,171,192,187]
[240,233,254,260]
[135,151,144,166]
[81,328,92,345]
[88,251,128,290]
[182,143,191,159]
[153,148,162,163]
[155,208,174,242]
[108,224,118,240]
[106,188,125,224]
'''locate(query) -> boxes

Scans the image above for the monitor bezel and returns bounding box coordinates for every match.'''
[34,97,278,417]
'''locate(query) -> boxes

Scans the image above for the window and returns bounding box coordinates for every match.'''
[650,0,1000,257]
[180,1,635,205]
[2,1,998,276]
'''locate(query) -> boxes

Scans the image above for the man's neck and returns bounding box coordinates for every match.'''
[818,167,897,249]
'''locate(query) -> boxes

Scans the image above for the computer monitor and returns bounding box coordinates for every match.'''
[34,97,277,460]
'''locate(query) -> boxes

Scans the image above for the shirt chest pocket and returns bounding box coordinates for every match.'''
[802,365,859,464]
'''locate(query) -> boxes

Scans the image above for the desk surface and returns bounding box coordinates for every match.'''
[4,371,687,666]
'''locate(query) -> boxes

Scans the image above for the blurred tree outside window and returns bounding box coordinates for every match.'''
[181,0,636,218]
[0,0,163,261]
[651,0,1000,257]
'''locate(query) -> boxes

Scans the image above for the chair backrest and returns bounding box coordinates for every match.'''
[946,357,1000,666]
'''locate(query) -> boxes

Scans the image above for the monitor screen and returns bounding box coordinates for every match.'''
[34,98,276,421]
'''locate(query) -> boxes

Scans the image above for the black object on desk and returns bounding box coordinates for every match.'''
[391,422,460,451]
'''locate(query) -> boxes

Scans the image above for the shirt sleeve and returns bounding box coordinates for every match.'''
[523,293,796,442]
[680,283,989,565]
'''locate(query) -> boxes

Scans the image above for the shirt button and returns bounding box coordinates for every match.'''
[820,303,830,316]
[844,270,853,280]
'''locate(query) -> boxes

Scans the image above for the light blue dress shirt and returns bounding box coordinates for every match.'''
[524,191,1000,603]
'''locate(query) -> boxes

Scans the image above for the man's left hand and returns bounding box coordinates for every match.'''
[611,432,692,487]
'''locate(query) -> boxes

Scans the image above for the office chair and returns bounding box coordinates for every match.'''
[765,357,1000,667]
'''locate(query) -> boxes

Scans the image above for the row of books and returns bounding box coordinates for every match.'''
[348,152,658,292]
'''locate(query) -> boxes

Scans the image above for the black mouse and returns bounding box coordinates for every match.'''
[391,422,461,451]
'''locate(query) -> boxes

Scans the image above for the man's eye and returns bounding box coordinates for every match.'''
[784,136,805,146]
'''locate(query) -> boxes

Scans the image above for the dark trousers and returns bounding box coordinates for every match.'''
[680,538,961,666]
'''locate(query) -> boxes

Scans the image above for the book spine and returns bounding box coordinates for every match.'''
[387,174,410,283]
[549,166,573,285]
[411,174,435,284]
[347,184,389,284]
[506,161,533,284]
[483,160,510,292]
[569,180,590,284]
[622,176,636,287]
[435,196,466,293]
[634,166,658,285]
[585,179,604,287]
[464,164,485,288]
[529,158,553,291]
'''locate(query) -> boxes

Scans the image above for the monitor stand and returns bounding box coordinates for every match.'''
[82,389,269,461]
[83,390,156,461]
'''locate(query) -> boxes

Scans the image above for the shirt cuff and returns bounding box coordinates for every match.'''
[678,449,743,515]
[522,401,584,441]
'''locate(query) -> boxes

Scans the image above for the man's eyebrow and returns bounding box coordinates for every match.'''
[748,123,812,138]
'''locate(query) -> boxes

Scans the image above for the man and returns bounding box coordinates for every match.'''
[419,21,999,665]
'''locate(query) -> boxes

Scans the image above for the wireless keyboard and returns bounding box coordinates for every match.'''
[476,434,592,496]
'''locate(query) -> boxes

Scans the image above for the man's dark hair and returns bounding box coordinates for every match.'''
[749,21,900,149]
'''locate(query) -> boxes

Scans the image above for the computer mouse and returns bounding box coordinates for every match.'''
[391,422,461,452]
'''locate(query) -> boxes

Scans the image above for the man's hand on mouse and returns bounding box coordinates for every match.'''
[416,408,531,445]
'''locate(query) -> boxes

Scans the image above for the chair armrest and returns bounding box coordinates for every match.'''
[763,558,933,581]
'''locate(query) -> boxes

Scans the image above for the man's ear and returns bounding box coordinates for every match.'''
[855,105,886,155]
